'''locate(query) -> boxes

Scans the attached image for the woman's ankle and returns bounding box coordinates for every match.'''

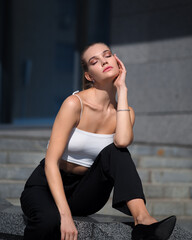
[135,214,157,225]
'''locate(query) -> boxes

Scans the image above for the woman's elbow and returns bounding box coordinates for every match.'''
[114,136,133,148]
[44,158,60,172]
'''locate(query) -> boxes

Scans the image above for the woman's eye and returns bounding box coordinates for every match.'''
[90,61,97,65]
[105,54,112,58]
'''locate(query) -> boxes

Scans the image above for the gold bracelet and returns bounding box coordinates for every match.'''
[117,109,130,112]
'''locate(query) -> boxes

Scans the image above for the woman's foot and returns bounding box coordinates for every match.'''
[135,214,157,225]
[132,215,176,240]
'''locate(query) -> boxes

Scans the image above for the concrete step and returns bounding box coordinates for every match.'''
[0,180,25,199]
[0,128,192,159]
[4,198,192,235]
[1,180,191,200]
[1,163,192,183]
[143,182,192,199]
[1,202,192,240]
[138,168,192,183]
[0,137,47,152]
[0,152,45,165]
[0,164,191,202]
[96,197,192,233]
[5,192,192,217]
[129,144,192,158]
[137,156,192,169]
[98,197,192,217]
[1,150,192,169]
[0,127,51,139]
[146,198,192,217]
[0,126,191,155]
[0,164,36,180]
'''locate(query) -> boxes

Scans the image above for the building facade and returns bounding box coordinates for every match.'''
[110,0,192,147]
[0,0,192,147]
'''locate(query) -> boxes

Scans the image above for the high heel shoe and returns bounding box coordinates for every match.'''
[132,215,176,240]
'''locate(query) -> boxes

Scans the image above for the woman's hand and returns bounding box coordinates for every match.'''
[113,55,127,89]
[60,214,78,240]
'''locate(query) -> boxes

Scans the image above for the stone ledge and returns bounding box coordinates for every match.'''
[0,199,192,240]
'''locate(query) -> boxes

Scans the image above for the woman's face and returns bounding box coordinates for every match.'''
[83,43,120,84]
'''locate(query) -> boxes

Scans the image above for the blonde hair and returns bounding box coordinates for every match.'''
[81,42,110,89]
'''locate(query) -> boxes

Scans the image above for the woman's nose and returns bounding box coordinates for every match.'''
[101,58,108,66]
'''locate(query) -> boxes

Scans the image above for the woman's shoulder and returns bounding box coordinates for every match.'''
[72,89,93,104]
[60,93,83,114]
[73,89,90,97]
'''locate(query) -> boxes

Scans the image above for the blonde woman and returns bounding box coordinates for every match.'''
[20,42,176,240]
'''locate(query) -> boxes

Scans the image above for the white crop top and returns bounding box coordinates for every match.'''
[62,127,114,167]
[47,92,115,167]
[60,91,114,167]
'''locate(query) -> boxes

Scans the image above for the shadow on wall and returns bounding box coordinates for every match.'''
[111,0,192,44]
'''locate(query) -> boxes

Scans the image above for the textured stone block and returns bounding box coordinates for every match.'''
[0,128,51,139]
[129,144,157,156]
[0,138,47,152]
[153,201,184,216]
[143,184,163,198]
[0,206,25,236]
[112,37,192,65]
[139,156,192,169]
[190,187,192,199]
[0,182,25,199]
[137,169,150,182]
[126,59,192,113]
[134,115,192,146]
[8,152,45,165]
[0,204,134,239]
[143,183,190,199]
[151,169,192,183]
[0,165,35,180]
[185,201,192,216]
[0,203,192,239]
[97,200,128,217]
[0,153,7,164]
[0,198,12,211]
[130,144,192,158]
[164,185,190,199]
[145,201,153,215]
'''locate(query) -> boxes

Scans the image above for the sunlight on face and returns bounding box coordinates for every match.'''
[83,43,119,83]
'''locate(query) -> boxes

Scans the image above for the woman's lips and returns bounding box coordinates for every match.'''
[103,66,113,72]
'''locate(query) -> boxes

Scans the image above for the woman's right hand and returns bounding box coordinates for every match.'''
[60,214,78,240]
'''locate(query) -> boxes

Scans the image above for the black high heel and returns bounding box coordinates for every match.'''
[132,215,176,240]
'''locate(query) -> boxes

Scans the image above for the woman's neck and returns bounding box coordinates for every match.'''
[90,86,117,110]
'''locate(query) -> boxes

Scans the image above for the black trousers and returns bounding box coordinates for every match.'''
[20,143,145,240]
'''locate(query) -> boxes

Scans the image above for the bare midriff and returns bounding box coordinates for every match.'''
[59,160,89,175]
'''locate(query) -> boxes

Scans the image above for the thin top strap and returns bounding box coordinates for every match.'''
[72,91,83,119]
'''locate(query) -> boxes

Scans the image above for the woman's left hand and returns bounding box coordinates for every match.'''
[113,55,127,89]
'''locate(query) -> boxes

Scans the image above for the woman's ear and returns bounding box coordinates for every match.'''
[84,72,92,82]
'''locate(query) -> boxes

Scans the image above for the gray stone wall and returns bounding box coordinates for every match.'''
[110,0,192,146]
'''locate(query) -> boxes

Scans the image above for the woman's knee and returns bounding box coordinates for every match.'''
[101,143,131,160]
[99,143,136,175]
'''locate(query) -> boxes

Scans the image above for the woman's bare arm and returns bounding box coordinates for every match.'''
[113,55,135,148]
[44,95,81,240]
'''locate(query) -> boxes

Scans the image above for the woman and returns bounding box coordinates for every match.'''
[20,42,176,240]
